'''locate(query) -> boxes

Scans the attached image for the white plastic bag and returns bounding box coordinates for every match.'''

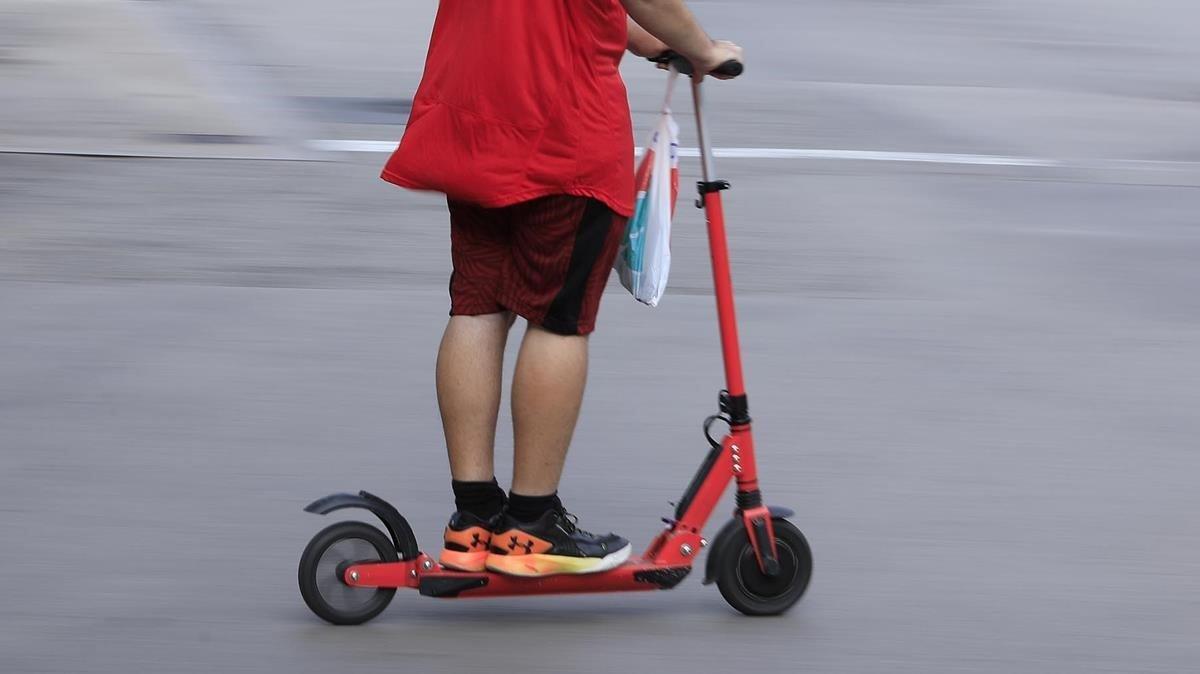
[615,72,680,307]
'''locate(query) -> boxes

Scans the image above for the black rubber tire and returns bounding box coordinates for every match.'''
[714,517,812,616]
[298,521,398,625]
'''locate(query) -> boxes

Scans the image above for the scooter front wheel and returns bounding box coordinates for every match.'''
[714,518,812,616]
[298,521,398,625]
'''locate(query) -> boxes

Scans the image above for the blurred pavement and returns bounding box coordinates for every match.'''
[2,1,1199,673]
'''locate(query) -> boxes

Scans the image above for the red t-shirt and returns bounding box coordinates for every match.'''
[380,0,635,217]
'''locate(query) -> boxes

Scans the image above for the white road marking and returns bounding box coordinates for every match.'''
[306,139,1059,167]
[687,148,1060,167]
[307,139,397,153]
[4,141,1189,177]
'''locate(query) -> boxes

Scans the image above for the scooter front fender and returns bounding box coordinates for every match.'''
[304,490,420,559]
[702,506,794,585]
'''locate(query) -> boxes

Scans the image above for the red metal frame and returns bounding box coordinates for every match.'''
[347,556,422,589]
[347,556,679,597]
[702,191,747,399]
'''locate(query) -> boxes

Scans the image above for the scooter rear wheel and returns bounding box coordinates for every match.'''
[714,518,812,616]
[298,521,398,625]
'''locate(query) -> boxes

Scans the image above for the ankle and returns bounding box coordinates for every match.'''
[451,478,507,520]
[506,491,562,522]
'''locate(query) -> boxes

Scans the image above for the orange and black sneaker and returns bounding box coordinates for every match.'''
[439,511,499,572]
[485,508,631,577]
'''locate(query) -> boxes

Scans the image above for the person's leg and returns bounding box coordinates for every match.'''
[508,323,588,497]
[436,313,513,572]
[484,196,632,576]
[436,312,515,483]
[438,201,514,571]
[500,197,623,504]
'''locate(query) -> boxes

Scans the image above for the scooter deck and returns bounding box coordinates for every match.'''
[343,554,693,598]
[418,557,693,598]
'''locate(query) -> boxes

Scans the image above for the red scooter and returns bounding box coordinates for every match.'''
[298,57,812,624]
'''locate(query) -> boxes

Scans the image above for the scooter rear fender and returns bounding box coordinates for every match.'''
[304,490,420,559]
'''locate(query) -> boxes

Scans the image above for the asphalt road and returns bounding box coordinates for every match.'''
[2,1,1200,672]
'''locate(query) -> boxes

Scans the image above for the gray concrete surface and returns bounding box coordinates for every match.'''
[2,1,1200,672]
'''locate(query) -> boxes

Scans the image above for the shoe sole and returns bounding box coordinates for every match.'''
[485,544,632,577]
[439,549,489,572]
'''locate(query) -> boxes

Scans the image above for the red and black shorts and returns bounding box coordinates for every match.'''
[447,195,627,336]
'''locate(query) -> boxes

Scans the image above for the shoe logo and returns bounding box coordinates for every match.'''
[446,526,491,552]
[507,535,535,554]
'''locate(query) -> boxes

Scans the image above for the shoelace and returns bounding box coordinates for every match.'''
[558,510,598,538]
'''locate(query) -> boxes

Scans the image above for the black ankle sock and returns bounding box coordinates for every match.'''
[451,479,506,520]
[507,491,562,522]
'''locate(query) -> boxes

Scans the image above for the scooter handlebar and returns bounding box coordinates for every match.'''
[648,51,743,79]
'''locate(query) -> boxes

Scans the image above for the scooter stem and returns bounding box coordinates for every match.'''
[691,78,747,401]
[692,78,716,184]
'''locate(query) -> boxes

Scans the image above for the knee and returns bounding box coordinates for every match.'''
[526,321,588,342]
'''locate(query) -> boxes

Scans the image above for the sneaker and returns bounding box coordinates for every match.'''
[486,509,631,577]
[439,511,499,572]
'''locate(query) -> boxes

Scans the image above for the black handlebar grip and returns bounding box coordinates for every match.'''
[648,51,743,79]
[712,59,744,78]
